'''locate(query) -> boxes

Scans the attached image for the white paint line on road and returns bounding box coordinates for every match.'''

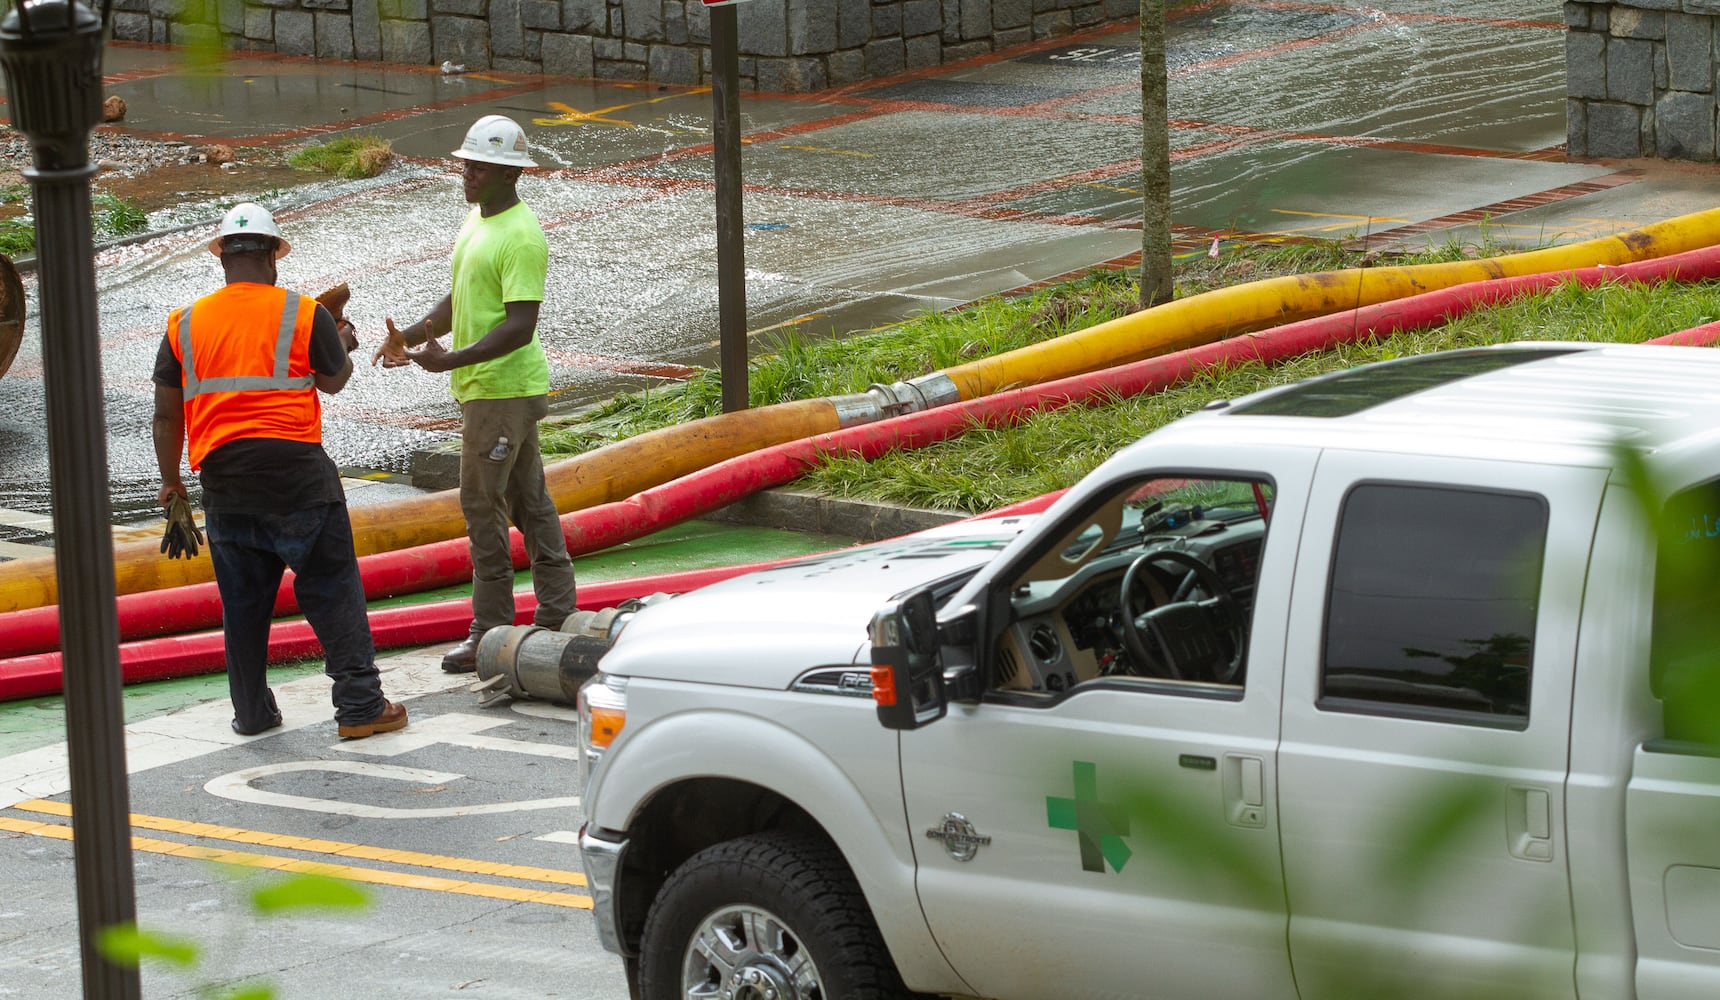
[0,539,51,559]
[206,759,581,818]
[0,644,469,810]
[334,710,579,760]
[0,508,53,530]
[509,701,580,722]
[536,830,583,845]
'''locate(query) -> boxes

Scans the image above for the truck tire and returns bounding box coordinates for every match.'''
[637,831,915,1000]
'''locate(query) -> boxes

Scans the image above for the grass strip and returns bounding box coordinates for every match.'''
[540,241,1720,514]
[804,278,1720,512]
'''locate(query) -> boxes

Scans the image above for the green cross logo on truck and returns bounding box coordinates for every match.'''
[1046,761,1132,874]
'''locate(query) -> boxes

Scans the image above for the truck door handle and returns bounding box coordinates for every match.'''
[1240,757,1263,807]
[1223,753,1267,829]
[1509,785,1554,862]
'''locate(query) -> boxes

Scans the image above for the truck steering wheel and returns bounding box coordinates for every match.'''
[1119,550,1246,683]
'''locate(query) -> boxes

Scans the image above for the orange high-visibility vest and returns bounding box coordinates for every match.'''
[168,283,320,471]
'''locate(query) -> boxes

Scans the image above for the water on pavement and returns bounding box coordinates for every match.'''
[0,0,1699,531]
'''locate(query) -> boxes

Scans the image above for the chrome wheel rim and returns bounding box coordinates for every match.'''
[681,903,823,1000]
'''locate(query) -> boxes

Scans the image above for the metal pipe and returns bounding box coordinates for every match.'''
[471,598,675,706]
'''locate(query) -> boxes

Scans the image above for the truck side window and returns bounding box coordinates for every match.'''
[1320,483,1547,727]
[996,474,1273,695]
[1652,478,1720,744]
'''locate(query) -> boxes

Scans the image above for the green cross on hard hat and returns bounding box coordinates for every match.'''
[208,202,290,259]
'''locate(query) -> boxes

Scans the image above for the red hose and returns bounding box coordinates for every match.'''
[1647,321,1720,346]
[0,562,804,701]
[4,244,1719,688]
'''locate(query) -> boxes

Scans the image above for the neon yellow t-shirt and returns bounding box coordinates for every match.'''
[449,201,550,403]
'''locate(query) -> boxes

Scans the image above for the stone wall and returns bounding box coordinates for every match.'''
[110,0,1138,91]
[1565,0,1720,160]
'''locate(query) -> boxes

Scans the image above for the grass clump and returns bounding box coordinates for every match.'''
[288,135,393,179]
[0,218,33,256]
[0,193,150,256]
[94,192,149,240]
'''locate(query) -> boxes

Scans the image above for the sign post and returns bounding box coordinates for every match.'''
[705,0,748,412]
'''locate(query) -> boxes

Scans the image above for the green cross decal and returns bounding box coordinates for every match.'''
[1046,761,1132,874]
[234,214,248,228]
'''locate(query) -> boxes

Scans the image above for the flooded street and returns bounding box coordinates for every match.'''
[0,0,1680,532]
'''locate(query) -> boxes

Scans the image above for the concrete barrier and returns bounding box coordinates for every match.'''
[1565,0,1720,161]
[112,0,1137,91]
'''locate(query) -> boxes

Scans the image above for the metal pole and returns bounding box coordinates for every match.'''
[710,3,748,413]
[0,3,141,996]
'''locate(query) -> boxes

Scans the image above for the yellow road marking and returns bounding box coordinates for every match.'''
[13,800,589,895]
[0,815,591,909]
[535,90,707,129]
[1085,182,1139,194]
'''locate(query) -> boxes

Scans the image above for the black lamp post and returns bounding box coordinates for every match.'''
[707,1,747,413]
[0,1,140,996]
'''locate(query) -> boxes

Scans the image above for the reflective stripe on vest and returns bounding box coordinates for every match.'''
[178,294,314,399]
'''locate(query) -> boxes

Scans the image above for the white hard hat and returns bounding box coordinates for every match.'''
[208,202,290,259]
[452,114,537,168]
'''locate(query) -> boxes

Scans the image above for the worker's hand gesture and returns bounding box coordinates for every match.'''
[373,317,411,368]
[405,335,456,373]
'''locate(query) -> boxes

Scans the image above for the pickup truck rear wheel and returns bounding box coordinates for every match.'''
[637,832,914,1000]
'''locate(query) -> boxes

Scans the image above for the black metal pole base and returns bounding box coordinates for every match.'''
[0,2,142,997]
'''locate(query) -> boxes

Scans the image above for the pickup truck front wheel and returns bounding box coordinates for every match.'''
[637,832,914,1000]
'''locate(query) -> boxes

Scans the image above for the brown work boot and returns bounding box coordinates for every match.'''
[441,635,480,673]
[338,700,409,739]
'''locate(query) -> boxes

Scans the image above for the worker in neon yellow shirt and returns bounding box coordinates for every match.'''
[374,115,576,672]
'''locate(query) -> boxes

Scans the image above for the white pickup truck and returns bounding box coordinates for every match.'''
[577,343,1720,1000]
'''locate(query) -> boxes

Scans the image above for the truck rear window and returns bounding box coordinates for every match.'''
[1319,483,1547,727]
[1228,347,1581,418]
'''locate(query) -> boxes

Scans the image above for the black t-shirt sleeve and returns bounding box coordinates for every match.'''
[307,302,350,377]
[152,330,182,388]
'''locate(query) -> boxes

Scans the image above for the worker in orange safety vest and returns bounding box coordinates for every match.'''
[151,202,409,740]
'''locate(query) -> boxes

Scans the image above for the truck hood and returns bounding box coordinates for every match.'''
[597,516,1030,688]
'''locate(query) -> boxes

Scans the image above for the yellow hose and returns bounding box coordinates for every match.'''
[4,207,1719,614]
[942,207,1720,399]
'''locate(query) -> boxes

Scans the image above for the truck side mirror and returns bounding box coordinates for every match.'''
[870,590,947,730]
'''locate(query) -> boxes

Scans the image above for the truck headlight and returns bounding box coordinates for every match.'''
[577,673,628,792]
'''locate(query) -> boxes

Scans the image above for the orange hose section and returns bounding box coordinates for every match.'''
[0,398,839,614]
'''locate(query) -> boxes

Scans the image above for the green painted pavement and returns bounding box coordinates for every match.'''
[0,519,858,757]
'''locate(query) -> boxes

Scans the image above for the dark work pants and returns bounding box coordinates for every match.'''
[205,503,386,730]
[459,395,578,636]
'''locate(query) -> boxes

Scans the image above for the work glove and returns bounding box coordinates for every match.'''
[160,493,205,560]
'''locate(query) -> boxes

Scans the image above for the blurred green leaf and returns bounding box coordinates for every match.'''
[1388,778,1496,895]
[95,922,200,969]
[250,873,370,914]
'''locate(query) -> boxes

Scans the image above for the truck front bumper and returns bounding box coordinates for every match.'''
[578,823,629,956]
